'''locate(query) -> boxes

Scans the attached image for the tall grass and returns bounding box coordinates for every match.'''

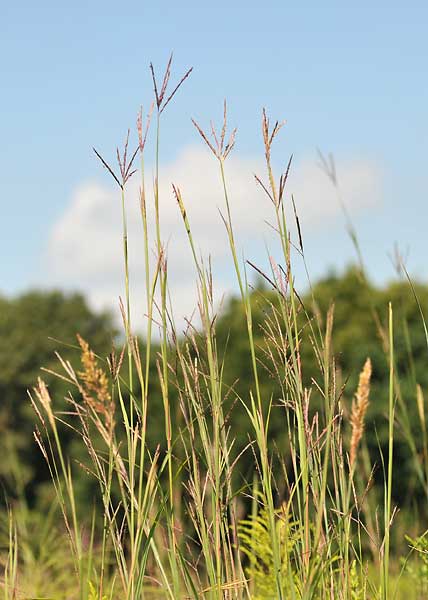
[2,56,426,599]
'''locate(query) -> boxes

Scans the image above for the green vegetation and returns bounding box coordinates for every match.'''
[2,56,428,598]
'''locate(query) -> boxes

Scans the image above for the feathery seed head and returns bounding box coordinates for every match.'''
[350,357,372,469]
[77,334,114,433]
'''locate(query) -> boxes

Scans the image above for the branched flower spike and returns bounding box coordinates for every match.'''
[149,53,193,115]
[137,102,154,153]
[317,149,337,186]
[254,108,291,207]
[192,100,237,161]
[262,108,285,163]
[93,129,138,190]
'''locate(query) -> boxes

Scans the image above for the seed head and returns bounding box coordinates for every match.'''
[77,334,114,433]
[350,358,372,469]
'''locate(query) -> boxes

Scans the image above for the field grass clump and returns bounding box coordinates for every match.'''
[2,55,428,599]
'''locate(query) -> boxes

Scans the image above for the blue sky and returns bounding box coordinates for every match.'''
[2,1,428,324]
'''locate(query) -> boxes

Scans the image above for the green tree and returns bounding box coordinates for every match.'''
[215,266,428,508]
[0,290,116,505]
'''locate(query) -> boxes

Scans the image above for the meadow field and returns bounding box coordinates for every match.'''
[2,57,428,599]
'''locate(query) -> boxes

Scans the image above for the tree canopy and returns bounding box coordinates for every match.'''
[0,290,116,503]
[1,268,428,510]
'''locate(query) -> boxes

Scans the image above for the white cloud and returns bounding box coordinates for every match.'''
[44,146,382,334]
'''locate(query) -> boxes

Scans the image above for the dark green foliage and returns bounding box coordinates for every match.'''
[0,290,116,415]
[2,266,428,523]
[0,290,116,505]
[215,266,428,510]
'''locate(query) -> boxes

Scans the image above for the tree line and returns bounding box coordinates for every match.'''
[1,266,427,517]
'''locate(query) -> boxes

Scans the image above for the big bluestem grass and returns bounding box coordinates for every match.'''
[5,57,424,599]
